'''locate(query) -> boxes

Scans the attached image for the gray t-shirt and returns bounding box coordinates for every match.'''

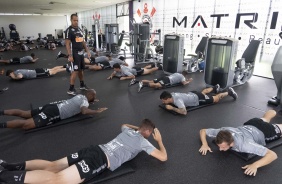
[57,94,89,120]
[168,73,186,84]
[84,50,97,58]
[14,69,36,79]
[95,56,109,63]
[206,126,268,156]
[109,58,125,68]
[20,56,33,64]
[115,66,137,77]
[172,92,199,108]
[99,126,156,171]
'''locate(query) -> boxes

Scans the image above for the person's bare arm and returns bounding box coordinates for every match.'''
[120,75,135,80]
[65,39,73,62]
[83,41,91,58]
[107,71,116,79]
[199,129,213,155]
[81,106,107,115]
[242,149,277,176]
[32,58,39,62]
[182,78,193,85]
[150,128,167,161]
[165,105,187,115]
[121,124,139,131]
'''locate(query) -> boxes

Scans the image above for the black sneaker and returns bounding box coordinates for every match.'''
[67,88,77,96]
[65,64,71,73]
[138,82,144,92]
[56,51,62,60]
[80,84,90,90]
[157,63,163,70]
[0,160,6,168]
[213,84,220,94]
[228,87,238,100]
[129,79,138,86]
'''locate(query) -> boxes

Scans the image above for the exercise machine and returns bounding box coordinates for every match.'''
[162,34,184,75]
[204,37,260,89]
[233,40,260,85]
[126,23,153,63]
[105,24,119,53]
[9,24,20,41]
[268,46,282,107]
[204,37,238,89]
[184,37,208,73]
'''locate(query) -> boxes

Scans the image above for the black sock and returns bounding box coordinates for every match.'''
[1,162,26,171]
[0,110,4,116]
[80,81,85,87]
[0,170,26,183]
[69,85,74,91]
[0,122,7,128]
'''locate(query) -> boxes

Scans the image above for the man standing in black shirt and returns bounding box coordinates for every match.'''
[65,13,91,95]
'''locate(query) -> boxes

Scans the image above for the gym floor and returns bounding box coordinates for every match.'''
[0,47,281,184]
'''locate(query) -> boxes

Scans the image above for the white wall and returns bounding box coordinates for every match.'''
[133,0,282,78]
[78,4,117,34]
[0,15,68,40]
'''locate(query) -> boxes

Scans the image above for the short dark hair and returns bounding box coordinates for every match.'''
[160,91,172,100]
[113,63,121,69]
[31,53,35,58]
[118,56,125,61]
[6,69,13,76]
[140,119,155,132]
[71,13,78,20]
[106,54,112,58]
[215,130,234,145]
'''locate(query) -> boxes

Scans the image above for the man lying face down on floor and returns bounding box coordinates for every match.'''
[132,72,193,92]
[85,55,129,71]
[0,119,167,184]
[0,53,38,65]
[199,110,281,176]
[107,63,162,81]
[0,90,107,130]
[5,65,71,80]
[159,85,238,115]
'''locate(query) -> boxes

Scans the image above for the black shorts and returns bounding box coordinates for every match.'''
[35,68,50,77]
[72,50,85,71]
[153,76,171,87]
[133,66,144,76]
[67,145,108,181]
[31,104,61,127]
[96,61,111,70]
[244,118,282,143]
[191,91,214,105]
[10,57,20,64]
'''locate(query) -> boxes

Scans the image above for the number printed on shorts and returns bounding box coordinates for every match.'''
[39,112,47,119]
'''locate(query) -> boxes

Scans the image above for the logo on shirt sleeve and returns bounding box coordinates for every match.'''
[78,160,90,173]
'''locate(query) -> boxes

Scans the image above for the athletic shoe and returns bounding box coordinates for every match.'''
[213,84,220,94]
[138,82,144,92]
[80,84,90,90]
[128,79,138,86]
[67,88,77,96]
[65,64,71,73]
[157,63,163,70]
[228,87,238,100]
[0,160,6,168]
[56,51,62,60]
[35,45,39,49]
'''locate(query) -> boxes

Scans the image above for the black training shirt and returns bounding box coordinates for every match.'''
[65,26,84,51]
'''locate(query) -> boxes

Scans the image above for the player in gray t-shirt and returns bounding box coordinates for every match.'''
[160,86,238,115]
[0,90,107,130]
[86,55,128,71]
[5,65,70,80]
[135,73,193,92]
[199,110,281,176]
[0,119,167,183]
[0,53,38,65]
[108,63,161,80]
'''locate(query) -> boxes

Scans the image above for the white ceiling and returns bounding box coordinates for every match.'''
[0,0,130,15]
